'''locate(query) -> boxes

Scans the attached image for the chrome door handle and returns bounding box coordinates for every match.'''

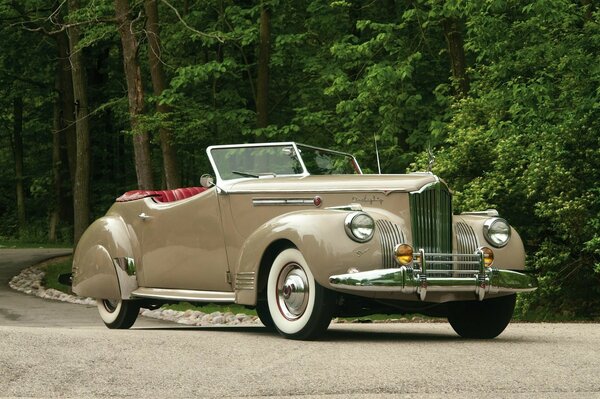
[138,213,152,221]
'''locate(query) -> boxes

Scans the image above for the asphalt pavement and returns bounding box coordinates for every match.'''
[1,249,599,398]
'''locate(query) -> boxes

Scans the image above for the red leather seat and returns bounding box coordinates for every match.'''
[116,187,207,203]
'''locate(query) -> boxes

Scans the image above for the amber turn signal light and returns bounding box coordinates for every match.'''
[478,246,494,267]
[394,244,414,265]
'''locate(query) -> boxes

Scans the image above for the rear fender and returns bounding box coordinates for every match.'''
[72,215,140,300]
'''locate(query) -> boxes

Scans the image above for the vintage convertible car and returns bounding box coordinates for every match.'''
[72,142,537,340]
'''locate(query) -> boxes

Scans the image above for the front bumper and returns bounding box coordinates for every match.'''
[329,251,537,301]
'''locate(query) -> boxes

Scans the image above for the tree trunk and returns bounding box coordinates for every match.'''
[50,67,62,242]
[442,17,469,97]
[67,0,91,247]
[116,0,154,190]
[56,31,77,186]
[144,0,181,189]
[256,3,271,128]
[12,97,25,237]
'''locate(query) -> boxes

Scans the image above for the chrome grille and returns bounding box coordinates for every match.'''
[410,182,453,276]
[455,221,479,273]
[376,220,406,268]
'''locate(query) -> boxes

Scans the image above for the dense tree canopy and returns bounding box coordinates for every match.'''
[0,0,598,319]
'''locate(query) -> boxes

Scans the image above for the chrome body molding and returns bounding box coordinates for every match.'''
[253,198,316,206]
[131,287,235,303]
[461,209,499,217]
[113,258,138,299]
[114,257,136,276]
[235,272,256,290]
[329,250,537,302]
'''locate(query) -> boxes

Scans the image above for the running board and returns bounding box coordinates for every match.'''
[131,287,235,303]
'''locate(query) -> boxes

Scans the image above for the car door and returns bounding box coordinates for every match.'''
[137,188,232,292]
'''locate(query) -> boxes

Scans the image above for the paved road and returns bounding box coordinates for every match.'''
[1,250,599,398]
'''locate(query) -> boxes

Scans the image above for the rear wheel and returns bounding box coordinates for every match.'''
[267,248,335,340]
[97,299,140,329]
[447,294,516,339]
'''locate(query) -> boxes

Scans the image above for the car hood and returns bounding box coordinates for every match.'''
[224,173,442,194]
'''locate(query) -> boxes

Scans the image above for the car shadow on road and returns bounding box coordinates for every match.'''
[132,324,533,343]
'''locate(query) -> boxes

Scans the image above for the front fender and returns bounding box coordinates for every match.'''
[454,214,526,270]
[235,210,383,305]
[72,215,140,300]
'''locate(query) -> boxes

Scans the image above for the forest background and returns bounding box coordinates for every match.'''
[0,0,598,320]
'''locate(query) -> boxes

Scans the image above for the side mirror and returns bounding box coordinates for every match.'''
[200,174,214,188]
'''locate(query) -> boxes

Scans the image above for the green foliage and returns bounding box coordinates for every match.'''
[42,257,74,294]
[433,0,600,319]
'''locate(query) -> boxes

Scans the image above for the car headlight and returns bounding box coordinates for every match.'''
[344,212,375,243]
[483,217,511,248]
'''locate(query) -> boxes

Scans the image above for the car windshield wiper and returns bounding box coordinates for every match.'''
[232,170,278,179]
[232,170,260,178]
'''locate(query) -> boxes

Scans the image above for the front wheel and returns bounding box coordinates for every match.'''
[447,294,516,339]
[267,248,335,340]
[97,299,140,329]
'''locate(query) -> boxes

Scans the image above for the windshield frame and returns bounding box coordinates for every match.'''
[206,142,362,185]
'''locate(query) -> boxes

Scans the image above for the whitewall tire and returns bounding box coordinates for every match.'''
[97,299,140,329]
[267,248,335,340]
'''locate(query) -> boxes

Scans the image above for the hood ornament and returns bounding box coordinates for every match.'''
[427,145,436,173]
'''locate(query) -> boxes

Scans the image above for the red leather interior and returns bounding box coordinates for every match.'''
[116,187,207,203]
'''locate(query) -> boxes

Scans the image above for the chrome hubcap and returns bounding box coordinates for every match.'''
[276,263,309,320]
[103,299,118,313]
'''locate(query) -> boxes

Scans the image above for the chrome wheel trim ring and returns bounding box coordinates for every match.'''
[276,262,309,320]
[102,299,119,313]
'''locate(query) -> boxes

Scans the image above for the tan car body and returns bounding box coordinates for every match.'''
[72,172,527,306]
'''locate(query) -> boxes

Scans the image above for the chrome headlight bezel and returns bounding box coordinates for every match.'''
[344,212,375,243]
[483,217,511,248]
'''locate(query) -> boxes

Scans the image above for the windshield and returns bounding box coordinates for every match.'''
[208,143,361,181]
[297,145,360,175]
[210,145,303,180]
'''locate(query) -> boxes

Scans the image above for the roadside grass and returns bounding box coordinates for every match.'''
[0,240,72,249]
[42,257,74,295]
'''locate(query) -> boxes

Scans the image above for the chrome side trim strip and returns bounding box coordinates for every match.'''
[461,209,499,217]
[253,198,315,206]
[131,287,235,303]
[232,188,407,194]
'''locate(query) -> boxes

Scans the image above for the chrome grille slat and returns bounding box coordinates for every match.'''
[410,183,453,276]
[455,221,479,272]
[376,220,405,269]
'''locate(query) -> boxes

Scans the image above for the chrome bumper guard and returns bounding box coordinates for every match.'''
[329,250,537,301]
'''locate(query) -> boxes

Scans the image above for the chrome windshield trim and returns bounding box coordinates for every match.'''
[206,142,307,185]
[206,142,362,186]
